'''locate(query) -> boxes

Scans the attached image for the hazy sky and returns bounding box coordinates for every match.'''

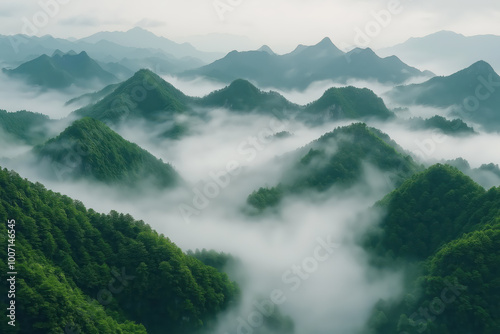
[1,0,499,53]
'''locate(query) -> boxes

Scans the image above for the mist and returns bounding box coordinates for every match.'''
[0,72,98,119]
[4,74,500,333]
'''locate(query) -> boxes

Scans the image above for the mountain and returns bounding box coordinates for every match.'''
[0,109,55,145]
[0,166,238,334]
[65,83,120,107]
[408,115,476,135]
[378,30,500,75]
[74,69,191,124]
[182,37,429,90]
[80,27,222,63]
[75,69,400,129]
[389,61,500,130]
[33,118,180,188]
[196,79,299,113]
[367,164,486,261]
[0,34,206,76]
[247,123,421,210]
[303,86,394,123]
[364,164,500,333]
[2,51,118,89]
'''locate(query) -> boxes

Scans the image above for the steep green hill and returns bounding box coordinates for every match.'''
[366,164,486,261]
[248,123,420,210]
[363,164,500,334]
[196,79,299,113]
[33,118,179,188]
[74,69,191,124]
[0,167,238,334]
[303,87,394,123]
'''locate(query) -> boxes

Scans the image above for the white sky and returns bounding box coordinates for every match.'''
[0,0,499,53]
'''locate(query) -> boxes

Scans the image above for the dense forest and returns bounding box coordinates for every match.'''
[248,123,421,211]
[32,118,180,188]
[0,166,238,333]
[363,164,500,333]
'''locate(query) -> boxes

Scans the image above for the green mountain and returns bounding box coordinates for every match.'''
[303,86,394,123]
[196,79,299,113]
[74,69,191,124]
[74,70,396,130]
[0,109,55,145]
[363,164,500,333]
[3,51,118,89]
[33,118,179,188]
[182,38,428,90]
[408,115,476,135]
[389,61,500,130]
[0,167,238,334]
[247,123,421,210]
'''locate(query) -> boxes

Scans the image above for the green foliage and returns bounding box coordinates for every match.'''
[304,87,394,121]
[0,109,53,145]
[409,115,476,135]
[0,166,238,333]
[74,69,191,124]
[367,164,485,261]
[33,118,179,188]
[364,164,500,333]
[197,79,299,113]
[248,123,420,210]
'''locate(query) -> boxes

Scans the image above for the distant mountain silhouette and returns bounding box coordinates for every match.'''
[182,37,429,90]
[389,61,500,131]
[379,30,500,75]
[3,51,118,89]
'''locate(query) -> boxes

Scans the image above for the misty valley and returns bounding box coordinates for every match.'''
[0,25,500,334]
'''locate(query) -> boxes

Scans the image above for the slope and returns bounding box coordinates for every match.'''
[247,123,421,210]
[389,61,500,130]
[33,118,179,188]
[3,51,118,89]
[0,167,238,334]
[364,164,500,334]
[182,38,428,90]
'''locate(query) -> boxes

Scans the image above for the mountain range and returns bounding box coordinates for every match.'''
[73,69,395,135]
[182,37,432,90]
[388,60,500,131]
[379,30,500,75]
[3,51,118,89]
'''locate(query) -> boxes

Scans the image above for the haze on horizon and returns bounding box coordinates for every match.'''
[0,0,499,54]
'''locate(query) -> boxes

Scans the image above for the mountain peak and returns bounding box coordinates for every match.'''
[467,60,495,73]
[126,27,153,35]
[257,45,275,55]
[317,37,334,46]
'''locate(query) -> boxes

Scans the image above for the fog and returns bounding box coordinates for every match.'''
[3,75,500,333]
[0,72,100,119]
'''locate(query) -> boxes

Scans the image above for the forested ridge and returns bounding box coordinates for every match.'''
[364,164,500,333]
[0,167,238,333]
